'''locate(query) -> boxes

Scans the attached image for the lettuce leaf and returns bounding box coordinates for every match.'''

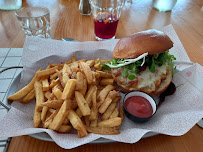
[102,50,176,80]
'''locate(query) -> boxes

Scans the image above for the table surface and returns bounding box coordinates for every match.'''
[0,0,203,151]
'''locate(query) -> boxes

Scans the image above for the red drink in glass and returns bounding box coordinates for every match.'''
[93,12,119,40]
[89,0,124,41]
[94,18,119,40]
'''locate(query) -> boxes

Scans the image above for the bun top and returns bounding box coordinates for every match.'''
[112,29,173,59]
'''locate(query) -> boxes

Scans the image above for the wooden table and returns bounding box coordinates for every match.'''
[0,0,202,151]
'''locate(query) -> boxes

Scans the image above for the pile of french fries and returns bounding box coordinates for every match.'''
[8,56,124,138]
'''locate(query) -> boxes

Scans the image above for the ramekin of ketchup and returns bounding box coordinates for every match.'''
[123,91,157,123]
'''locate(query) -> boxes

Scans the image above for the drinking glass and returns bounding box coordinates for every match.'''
[153,0,178,11]
[0,0,22,10]
[15,7,51,38]
[89,0,125,41]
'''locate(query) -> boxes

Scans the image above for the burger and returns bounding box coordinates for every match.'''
[104,29,176,96]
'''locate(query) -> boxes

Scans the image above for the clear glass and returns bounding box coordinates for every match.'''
[153,0,178,11]
[0,0,22,11]
[89,0,125,41]
[15,7,51,39]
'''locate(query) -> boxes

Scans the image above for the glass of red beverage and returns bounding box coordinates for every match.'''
[89,0,125,41]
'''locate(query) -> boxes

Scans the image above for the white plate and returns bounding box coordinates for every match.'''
[7,61,193,143]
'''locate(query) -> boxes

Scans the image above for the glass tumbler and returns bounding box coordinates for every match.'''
[89,0,125,41]
[152,0,178,11]
[15,7,51,38]
[0,0,22,10]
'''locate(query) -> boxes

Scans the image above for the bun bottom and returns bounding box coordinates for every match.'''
[115,69,172,96]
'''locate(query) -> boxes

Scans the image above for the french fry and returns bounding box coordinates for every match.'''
[49,64,62,68]
[115,102,124,129]
[61,79,77,100]
[45,109,59,123]
[78,59,86,63]
[80,79,87,96]
[72,55,77,62]
[101,103,117,120]
[109,108,119,119]
[75,108,83,118]
[90,104,97,119]
[37,67,58,79]
[86,126,120,135]
[54,84,63,92]
[71,98,78,109]
[86,60,95,67]
[75,91,91,116]
[89,88,98,121]
[63,64,71,75]
[99,90,118,114]
[34,80,45,111]
[94,78,101,87]
[42,78,49,91]
[46,64,51,69]
[112,96,121,103]
[76,72,84,91]
[90,119,98,127]
[41,99,63,109]
[91,71,96,85]
[98,117,122,128]
[96,58,100,62]
[56,69,65,88]
[84,116,90,126]
[94,62,102,70]
[100,79,114,86]
[20,89,35,103]
[78,130,87,138]
[44,91,52,100]
[41,106,49,122]
[49,99,72,130]
[49,78,60,88]
[43,117,53,128]
[57,125,72,133]
[50,73,58,80]
[72,67,79,73]
[85,85,96,106]
[97,85,115,108]
[80,62,93,84]
[71,72,77,79]
[64,60,72,64]
[70,62,79,70]
[96,71,112,78]
[67,110,88,138]
[63,117,70,125]
[62,64,71,85]
[52,87,62,100]
[97,85,115,101]
[8,73,37,101]
[33,106,41,128]
[49,108,56,114]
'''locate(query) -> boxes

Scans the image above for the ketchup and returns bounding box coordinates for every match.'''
[125,96,153,118]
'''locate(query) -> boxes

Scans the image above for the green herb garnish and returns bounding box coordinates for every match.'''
[176,84,184,88]
[112,59,118,65]
[101,63,110,70]
[128,74,135,80]
[149,57,155,73]
[121,70,128,77]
